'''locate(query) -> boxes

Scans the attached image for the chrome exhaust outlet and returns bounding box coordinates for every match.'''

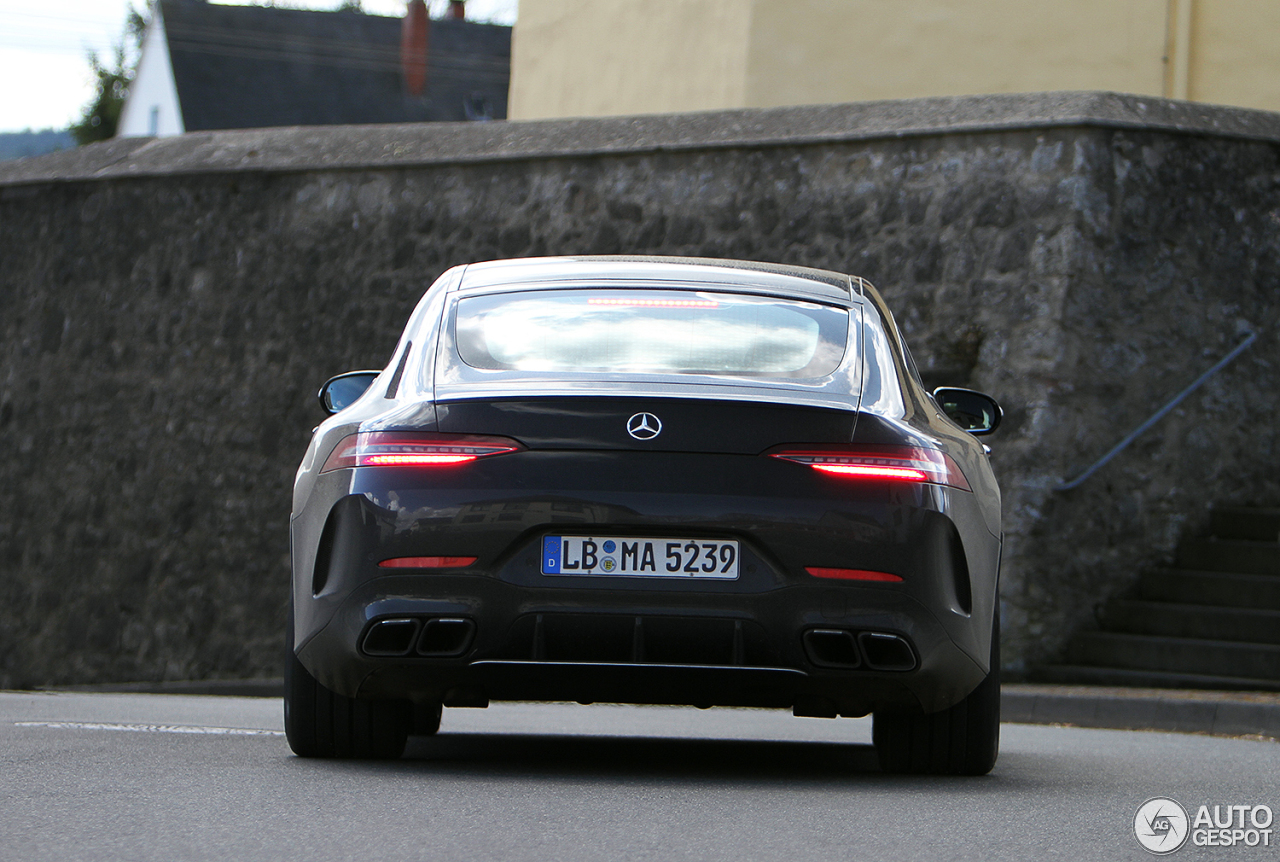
[361,618,422,656]
[858,632,917,671]
[802,628,861,668]
[418,617,476,656]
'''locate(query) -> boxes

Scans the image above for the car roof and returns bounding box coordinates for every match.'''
[455,256,862,304]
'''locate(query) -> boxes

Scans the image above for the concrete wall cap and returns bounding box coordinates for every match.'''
[6,90,1280,187]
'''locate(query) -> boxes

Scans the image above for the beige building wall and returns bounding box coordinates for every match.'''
[510,0,1280,120]
[744,0,1168,108]
[1184,0,1280,109]
[509,0,753,119]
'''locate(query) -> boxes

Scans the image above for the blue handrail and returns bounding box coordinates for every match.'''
[1055,329,1258,491]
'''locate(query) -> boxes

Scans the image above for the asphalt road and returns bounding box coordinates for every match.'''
[3,692,1278,861]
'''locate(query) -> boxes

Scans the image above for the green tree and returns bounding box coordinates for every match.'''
[69,46,130,145]
[69,5,148,145]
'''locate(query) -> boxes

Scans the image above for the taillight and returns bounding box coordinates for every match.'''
[768,445,970,490]
[320,432,522,473]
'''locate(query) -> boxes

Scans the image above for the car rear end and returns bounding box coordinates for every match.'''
[290,258,999,727]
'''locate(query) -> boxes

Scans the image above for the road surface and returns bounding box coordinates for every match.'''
[2,691,1277,861]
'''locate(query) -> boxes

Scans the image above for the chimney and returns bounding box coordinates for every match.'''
[448,1,465,20]
[401,0,429,96]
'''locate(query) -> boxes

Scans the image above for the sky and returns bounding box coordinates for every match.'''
[0,0,518,134]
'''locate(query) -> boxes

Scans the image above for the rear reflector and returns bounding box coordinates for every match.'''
[806,567,904,582]
[321,432,522,473]
[378,556,477,569]
[768,445,970,490]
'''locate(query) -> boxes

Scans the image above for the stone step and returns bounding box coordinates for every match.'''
[1139,569,1280,610]
[1064,632,1280,681]
[1211,507,1280,542]
[1031,664,1280,693]
[1101,600,1280,645]
[1175,538,1280,576]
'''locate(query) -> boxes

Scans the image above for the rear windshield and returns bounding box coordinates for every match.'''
[454,289,849,379]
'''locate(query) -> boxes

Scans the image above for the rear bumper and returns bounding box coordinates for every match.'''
[295,572,989,715]
[290,452,1000,715]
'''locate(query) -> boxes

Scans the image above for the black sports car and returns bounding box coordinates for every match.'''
[286,256,1004,774]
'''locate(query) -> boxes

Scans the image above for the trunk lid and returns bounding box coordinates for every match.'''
[435,396,855,454]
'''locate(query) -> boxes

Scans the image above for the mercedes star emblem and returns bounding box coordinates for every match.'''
[626,412,662,440]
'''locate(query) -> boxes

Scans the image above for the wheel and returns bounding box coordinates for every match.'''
[872,613,1000,776]
[284,610,411,759]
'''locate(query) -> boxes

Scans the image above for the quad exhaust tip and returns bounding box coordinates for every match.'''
[418,618,476,656]
[361,616,476,657]
[803,629,861,668]
[857,631,917,671]
[802,628,917,671]
[362,618,421,656]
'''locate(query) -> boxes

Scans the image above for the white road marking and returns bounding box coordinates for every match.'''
[16,721,284,736]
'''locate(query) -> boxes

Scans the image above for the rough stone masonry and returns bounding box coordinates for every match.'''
[0,92,1277,687]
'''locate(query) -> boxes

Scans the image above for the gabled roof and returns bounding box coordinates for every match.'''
[159,0,510,131]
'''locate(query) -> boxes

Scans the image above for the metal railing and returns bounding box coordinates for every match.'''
[1055,329,1258,491]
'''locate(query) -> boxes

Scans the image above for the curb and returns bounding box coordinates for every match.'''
[1001,683,1280,738]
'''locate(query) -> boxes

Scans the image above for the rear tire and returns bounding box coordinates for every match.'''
[412,701,443,737]
[872,614,1000,776]
[284,612,411,759]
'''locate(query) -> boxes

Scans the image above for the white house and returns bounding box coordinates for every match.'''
[117,3,183,137]
[118,0,511,138]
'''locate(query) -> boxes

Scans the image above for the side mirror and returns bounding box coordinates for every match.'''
[932,387,1002,436]
[318,371,381,415]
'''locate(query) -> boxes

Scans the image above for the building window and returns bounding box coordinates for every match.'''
[463,93,493,121]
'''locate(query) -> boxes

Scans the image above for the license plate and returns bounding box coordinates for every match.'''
[542,536,739,579]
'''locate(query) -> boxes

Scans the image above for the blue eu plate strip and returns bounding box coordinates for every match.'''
[543,536,562,574]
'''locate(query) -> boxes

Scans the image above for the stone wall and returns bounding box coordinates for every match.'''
[1,92,1277,687]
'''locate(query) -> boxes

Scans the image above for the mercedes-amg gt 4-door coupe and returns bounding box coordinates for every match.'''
[287,256,1003,774]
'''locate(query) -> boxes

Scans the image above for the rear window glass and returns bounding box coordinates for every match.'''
[454,289,848,378]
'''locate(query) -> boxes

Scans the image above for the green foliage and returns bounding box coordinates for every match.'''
[69,46,131,145]
[69,4,148,146]
[127,5,148,44]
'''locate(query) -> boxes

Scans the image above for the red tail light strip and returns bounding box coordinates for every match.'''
[806,567,904,582]
[363,454,477,466]
[811,464,928,481]
[768,445,970,490]
[379,556,478,569]
[321,432,523,473]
